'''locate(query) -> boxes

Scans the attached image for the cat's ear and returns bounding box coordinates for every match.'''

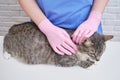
[103,35,114,41]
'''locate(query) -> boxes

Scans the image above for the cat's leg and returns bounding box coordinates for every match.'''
[79,60,95,69]
[86,61,99,69]
[3,51,11,60]
[56,55,78,67]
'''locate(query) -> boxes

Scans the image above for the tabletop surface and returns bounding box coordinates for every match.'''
[0,36,120,80]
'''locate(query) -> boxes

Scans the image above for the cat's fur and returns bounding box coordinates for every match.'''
[3,22,113,68]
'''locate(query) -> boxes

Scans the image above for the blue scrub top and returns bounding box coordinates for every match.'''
[35,0,102,34]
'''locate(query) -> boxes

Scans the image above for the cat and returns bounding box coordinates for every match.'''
[3,22,113,68]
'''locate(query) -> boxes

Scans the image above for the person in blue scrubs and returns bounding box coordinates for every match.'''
[19,0,109,55]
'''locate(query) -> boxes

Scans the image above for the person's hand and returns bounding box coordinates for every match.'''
[38,19,77,55]
[72,11,101,44]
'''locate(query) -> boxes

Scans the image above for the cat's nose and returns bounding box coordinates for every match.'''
[96,59,99,61]
[96,56,100,61]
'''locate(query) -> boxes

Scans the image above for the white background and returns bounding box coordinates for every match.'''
[0,36,120,80]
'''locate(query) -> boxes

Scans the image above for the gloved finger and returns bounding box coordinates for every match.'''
[62,42,76,54]
[76,30,84,44]
[85,31,95,38]
[72,27,81,42]
[78,30,90,44]
[81,37,87,43]
[54,47,64,55]
[65,39,78,52]
[57,45,72,55]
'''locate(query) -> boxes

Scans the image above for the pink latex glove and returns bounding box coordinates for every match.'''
[72,11,102,44]
[38,19,77,55]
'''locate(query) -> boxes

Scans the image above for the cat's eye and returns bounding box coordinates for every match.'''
[90,49,95,53]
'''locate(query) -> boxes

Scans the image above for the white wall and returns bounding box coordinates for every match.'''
[102,0,120,41]
[0,0,120,41]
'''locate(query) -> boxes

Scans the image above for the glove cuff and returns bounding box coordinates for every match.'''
[38,19,54,34]
[88,11,102,21]
[87,11,102,29]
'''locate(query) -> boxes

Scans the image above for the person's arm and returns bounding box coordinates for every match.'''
[18,0,45,25]
[18,0,77,55]
[92,0,109,13]
[72,0,109,44]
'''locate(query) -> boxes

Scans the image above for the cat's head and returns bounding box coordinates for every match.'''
[77,32,113,68]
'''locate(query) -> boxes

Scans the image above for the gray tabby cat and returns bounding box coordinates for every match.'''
[3,22,113,68]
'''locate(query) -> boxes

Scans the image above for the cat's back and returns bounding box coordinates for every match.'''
[4,22,44,49]
[3,22,52,64]
[8,22,39,37]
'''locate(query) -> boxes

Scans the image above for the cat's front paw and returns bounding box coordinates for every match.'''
[79,60,95,69]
